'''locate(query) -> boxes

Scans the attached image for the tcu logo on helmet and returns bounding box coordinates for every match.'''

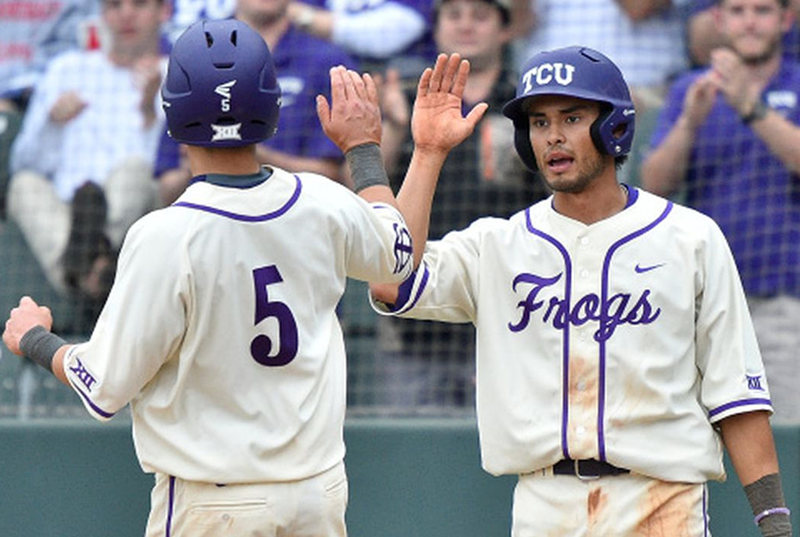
[521,62,576,94]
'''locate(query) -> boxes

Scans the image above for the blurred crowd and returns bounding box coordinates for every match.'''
[1,0,799,423]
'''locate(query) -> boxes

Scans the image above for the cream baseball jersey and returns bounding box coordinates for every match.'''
[374,187,772,483]
[63,167,413,483]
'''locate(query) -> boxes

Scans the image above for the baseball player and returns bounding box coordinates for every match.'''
[2,19,413,537]
[360,50,794,535]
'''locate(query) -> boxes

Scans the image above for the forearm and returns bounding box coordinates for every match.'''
[748,110,800,174]
[396,147,448,270]
[640,115,695,197]
[367,146,447,306]
[346,143,399,210]
[720,411,792,537]
[17,325,72,386]
[720,411,779,485]
[52,345,70,386]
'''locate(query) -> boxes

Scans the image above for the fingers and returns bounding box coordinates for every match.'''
[417,53,467,98]
[428,53,449,92]
[465,102,489,128]
[450,59,471,100]
[315,94,331,129]
[441,54,462,93]
[363,72,379,106]
[417,67,433,98]
[329,65,347,104]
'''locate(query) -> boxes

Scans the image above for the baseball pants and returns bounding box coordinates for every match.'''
[144,461,348,537]
[512,469,710,537]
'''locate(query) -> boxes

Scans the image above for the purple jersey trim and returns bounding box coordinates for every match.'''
[68,379,116,419]
[167,476,176,537]
[524,190,668,461]
[708,398,772,418]
[596,197,672,461]
[703,485,709,536]
[172,175,302,222]
[392,263,430,313]
[389,272,417,312]
[525,207,573,461]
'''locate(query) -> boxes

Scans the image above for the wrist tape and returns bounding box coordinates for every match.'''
[346,143,390,193]
[19,325,66,372]
[744,473,792,537]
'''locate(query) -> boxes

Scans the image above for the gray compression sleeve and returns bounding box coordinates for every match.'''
[19,325,66,372]
[744,473,792,537]
[345,143,390,193]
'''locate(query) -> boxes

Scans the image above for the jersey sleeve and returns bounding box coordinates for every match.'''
[62,212,189,421]
[370,219,490,324]
[694,219,773,422]
[344,199,414,284]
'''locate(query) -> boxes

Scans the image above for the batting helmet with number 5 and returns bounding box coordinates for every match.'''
[161,19,282,148]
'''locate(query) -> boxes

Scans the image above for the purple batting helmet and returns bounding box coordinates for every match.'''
[502,46,635,171]
[161,19,281,147]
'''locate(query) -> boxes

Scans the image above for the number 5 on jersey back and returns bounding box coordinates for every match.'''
[251,265,299,366]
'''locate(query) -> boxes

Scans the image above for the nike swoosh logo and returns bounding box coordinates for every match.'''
[635,263,665,274]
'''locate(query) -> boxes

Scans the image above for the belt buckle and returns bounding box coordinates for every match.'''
[574,459,600,481]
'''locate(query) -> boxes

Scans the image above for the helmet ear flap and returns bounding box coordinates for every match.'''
[514,120,539,172]
[590,105,635,156]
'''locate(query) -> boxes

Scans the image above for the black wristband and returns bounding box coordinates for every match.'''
[345,143,390,193]
[19,325,66,372]
[742,100,768,125]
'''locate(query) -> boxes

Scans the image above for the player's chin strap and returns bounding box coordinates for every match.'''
[19,325,66,373]
[744,473,792,537]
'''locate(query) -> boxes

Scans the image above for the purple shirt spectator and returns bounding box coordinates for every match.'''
[649,60,800,297]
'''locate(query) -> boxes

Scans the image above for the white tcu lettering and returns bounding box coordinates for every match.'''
[522,62,576,93]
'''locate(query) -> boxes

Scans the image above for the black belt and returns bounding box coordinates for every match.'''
[553,459,630,480]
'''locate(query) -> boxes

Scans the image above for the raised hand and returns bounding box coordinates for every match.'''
[682,72,718,130]
[411,53,488,154]
[708,47,761,117]
[317,65,382,153]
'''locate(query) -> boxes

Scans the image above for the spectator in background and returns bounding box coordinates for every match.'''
[641,0,800,424]
[514,0,691,112]
[8,0,170,318]
[155,0,358,203]
[688,0,800,65]
[286,0,436,71]
[0,0,98,220]
[374,0,549,410]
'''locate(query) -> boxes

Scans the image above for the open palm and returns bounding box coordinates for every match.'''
[411,54,488,153]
